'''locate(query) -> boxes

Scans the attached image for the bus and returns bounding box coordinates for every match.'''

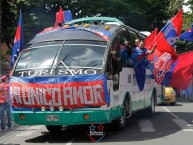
[10,17,164,132]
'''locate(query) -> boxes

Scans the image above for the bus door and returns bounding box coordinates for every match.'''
[106,35,122,105]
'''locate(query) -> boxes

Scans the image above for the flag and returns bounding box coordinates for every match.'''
[179,25,193,41]
[131,48,149,91]
[64,10,73,23]
[149,9,183,84]
[54,6,64,27]
[145,28,158,61]
[152,52,172,84]
[161,51,193,89]
[145,28,158,50]
[155,9,183,60]
[10,9,24,67]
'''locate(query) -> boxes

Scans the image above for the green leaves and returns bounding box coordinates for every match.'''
[1,0,192,55]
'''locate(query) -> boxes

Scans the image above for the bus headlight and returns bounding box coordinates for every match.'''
[50,106,54,111]
[41,106,46,112]
[59,106,64,111]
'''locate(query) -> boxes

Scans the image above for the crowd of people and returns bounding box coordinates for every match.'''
[176,81,193,102]
[0,75,12,132]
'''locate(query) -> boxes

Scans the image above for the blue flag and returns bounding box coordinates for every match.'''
[131,48,149,91]
[10,9,24,67]
[180,25,193,42]
[64,10,73,23]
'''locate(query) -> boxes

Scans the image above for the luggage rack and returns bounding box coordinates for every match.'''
[65,17,124,26]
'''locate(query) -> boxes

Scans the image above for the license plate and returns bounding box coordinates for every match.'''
[46,115,59,121]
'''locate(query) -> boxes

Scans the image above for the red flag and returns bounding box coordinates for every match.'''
[54,6,64,27]
[155,9,183,60]
[145,28,158,50]
[145,28,158,61]
[170,51,193,89]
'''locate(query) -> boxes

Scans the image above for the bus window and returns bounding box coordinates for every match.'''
[139,33,146,41]
[129,30,139,47]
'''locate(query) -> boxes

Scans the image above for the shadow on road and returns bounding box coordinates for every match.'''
[24,106,193,143]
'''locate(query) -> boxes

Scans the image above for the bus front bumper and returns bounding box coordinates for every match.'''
[12,107,122,126]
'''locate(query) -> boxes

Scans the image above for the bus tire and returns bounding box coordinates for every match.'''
[46,125,63,133]
[170,102,176,106]
[143,96,155,118]
[112,105,127,131]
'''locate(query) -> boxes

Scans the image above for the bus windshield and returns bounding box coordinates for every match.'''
[16,41,62,70]
[58,41,107,68]
[14,40,107,76]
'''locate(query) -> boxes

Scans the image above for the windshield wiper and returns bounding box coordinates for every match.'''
[52,54,74,76]
[60,60,74,76]
[50,53,58,68]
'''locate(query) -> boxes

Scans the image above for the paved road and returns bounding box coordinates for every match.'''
[0,98,193,145]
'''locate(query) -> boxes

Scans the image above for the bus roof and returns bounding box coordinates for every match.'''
[28,25,120,45]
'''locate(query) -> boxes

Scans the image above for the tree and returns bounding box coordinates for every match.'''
[0,0,17,49]
[1,0,185,54]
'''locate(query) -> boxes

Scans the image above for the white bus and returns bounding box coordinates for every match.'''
[10,17,164,132]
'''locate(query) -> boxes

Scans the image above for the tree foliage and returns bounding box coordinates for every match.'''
[0,0,192,55]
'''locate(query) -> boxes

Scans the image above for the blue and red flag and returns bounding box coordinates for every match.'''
[152,52,172,84]
[180,25,193,41]
[10,75,110,110]
[155,9,183,60]
[161,51,193,89]
[81,27,112,41]
[149,9,183,84]
[10,9,24,67]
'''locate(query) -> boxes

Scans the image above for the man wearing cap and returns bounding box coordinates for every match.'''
[0,75,12,131]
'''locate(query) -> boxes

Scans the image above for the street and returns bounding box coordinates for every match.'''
[0,97,193,145]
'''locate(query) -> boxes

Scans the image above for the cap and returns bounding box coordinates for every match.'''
[1,76,8,82]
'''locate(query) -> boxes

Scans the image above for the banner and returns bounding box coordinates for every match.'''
[10,75,110,110]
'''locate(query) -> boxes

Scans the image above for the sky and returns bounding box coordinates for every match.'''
[183,0,192,13]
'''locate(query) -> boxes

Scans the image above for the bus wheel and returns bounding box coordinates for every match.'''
[145,96,155,117]
[170,102,176,106]
[46,125,63,133]
[112,106,127,131]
